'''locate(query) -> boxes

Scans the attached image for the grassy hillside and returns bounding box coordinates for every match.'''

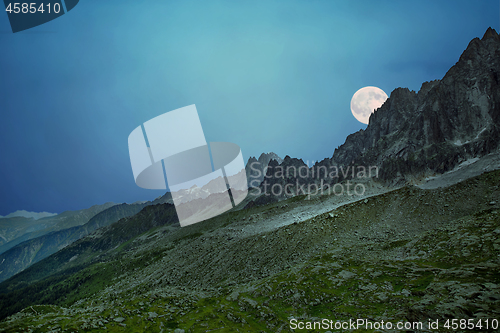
[0,202,117,255]
[0,202,150,284]
[0,171,499,332]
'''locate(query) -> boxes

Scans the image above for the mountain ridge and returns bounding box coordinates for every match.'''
[0,28,499,331]
[332,27,500,181]
[250,27,500,198]
[0,210,57,220]
[0,152,282,283]
[0,202,117,254]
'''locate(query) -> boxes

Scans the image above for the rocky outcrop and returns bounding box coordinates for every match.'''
[256,28,500,195]
[1,169,498,327]
[245,152,283,187]
[333,27,500,182]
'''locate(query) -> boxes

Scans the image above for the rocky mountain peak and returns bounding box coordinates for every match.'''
[253,28,500,193]
[482,27,499,41]
[417,80,440,101]
[281,155,305,166]
[346,27,500,181]
[257,152,283,165]
[245,152,283,187]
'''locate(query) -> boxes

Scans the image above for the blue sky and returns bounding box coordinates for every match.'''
[0,0,498,215]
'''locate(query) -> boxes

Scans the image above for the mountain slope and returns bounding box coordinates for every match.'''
[0,28,499,332]
[0,169,498,331]
[0,203,179,320]
[0,202,150,283]
[0,190,178,284]
[0,202,116,255]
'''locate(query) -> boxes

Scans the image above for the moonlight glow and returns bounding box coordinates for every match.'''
[350,86,388,124]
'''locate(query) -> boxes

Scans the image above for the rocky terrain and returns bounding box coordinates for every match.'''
[0,29,499,333]
[246,152,284,188]
[257,28,500,195]
[335,27,500,181]
[0,167,498,332]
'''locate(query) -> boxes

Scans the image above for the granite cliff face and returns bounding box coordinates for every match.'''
[331,27,500,182]
[257,28,500,195]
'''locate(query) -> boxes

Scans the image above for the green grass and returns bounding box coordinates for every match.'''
[1,171,499,332]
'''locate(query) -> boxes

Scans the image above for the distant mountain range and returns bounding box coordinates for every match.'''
[0,203,116,254]
[0,152,282,283]
[0,192,179,283]
[0,210,57,220]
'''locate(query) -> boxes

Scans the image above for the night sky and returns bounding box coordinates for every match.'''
[0,0,498,215]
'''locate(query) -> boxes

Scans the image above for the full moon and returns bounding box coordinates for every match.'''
[350,86,388,124]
